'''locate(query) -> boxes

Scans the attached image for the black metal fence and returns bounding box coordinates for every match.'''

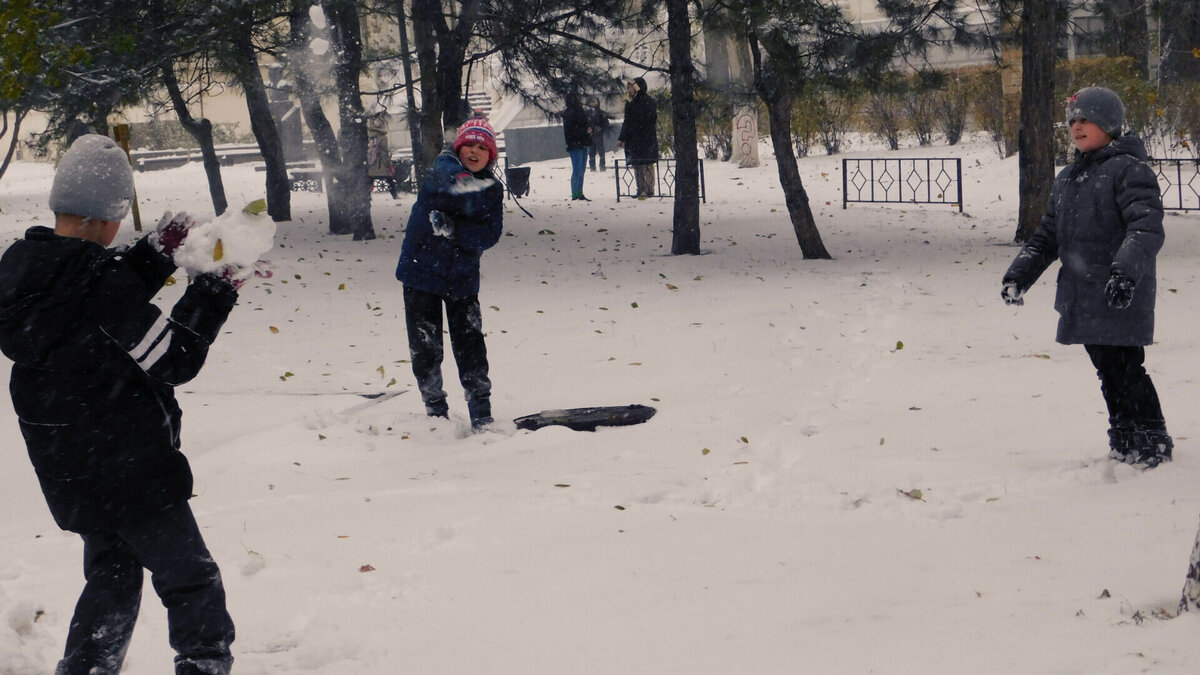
[613,159,706,203]
[842,157,963,212]
[1148,158,1199,211]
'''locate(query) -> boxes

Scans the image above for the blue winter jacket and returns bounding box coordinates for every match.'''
[395,151,504,298]
[1003,135,1164,346]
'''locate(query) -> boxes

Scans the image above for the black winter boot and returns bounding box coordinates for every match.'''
[467,396,492,431]
[1107,426,1134,462]
[1129,428,1173,469]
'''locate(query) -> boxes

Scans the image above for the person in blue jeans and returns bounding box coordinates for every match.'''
[0,134,243,674]
[562,94,591,200]
[396,116,505,430]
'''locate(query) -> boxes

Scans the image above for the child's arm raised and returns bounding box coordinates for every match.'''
[452,180,504,252]
[92,258,238,386]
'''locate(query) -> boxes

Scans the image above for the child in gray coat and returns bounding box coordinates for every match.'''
[1002,86,1171,468]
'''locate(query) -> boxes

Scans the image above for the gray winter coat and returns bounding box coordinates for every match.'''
[1003,135,1164,346]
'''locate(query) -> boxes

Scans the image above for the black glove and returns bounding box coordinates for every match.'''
[1001,282,1024,306]
[1105,271,1135,310]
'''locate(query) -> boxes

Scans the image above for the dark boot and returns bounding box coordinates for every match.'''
[1129,427,1173,469]
[1107,426,1134,462]
[426,399,449,418]
[468,396,493,431]
[175,655,233,675]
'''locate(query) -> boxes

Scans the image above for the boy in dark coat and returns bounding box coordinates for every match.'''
[0,134,241,673]
[562,94,592,200]
[396,116,504,430]
[1002,87,1171,468]
[616,77,659,198]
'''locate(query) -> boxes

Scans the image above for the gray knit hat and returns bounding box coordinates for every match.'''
[49,134,135,221]
[1065,87,1124,139]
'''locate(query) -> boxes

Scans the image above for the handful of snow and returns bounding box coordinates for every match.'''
[173,210,276,279]
[448,174,496,195]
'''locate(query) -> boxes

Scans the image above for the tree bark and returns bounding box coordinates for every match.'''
[411,0,448,172]
[161,65,228,216]
[0,110,25,185]
[1101,0,1149,78]
[1180,515,1200,614]
[324,0,375,240]
[764,94,830,259]
[394,0,426,183]
[231,17,291,222]
[749,37,830,260]
[289,0,351,234]
[666,0,700,255]
[1015,0,1056,243]
[1158,0,1200,84]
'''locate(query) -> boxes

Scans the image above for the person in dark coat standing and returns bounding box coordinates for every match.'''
[1002,87,1171,468]
[396,116,504,430]
[0,134,242,674]
[616,77,658,198]
[562,94,592,201]
[586,97,610,171]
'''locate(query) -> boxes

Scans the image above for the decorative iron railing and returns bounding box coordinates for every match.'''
[613,159,706,203]
[842,157,963,212]
[1148,158,1199,211]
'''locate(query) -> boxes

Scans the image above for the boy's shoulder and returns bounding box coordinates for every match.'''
[1,226,106,276]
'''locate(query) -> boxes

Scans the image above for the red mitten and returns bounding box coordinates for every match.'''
[150,211,197,257]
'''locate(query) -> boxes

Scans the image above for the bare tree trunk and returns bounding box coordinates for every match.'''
[289,0,350,234]
[1015,0,1056,243]
[230,17,291,222]
[411,0,448,171]
[1102,0,1149,78]
[435,0,478,131]
[1158,0,1200,83]
[0,110,25,184]
[749,37,830,260]
[394,0,426,183]
[667,0,700,255]
[161,65,228,216]
[765,95,830,259]
[324,0,375,240]
[1180,515,1200,614]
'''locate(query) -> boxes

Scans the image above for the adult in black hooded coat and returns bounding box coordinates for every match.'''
[617,77,658,197]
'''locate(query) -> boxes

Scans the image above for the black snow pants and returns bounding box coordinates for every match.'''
[1084,344,1166,431]
[56,500,234,675]
[403,285,492,422]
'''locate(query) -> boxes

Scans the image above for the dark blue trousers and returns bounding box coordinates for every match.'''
[1085,344,1166,430]
[403,285,492,422]
[56,501,234,675]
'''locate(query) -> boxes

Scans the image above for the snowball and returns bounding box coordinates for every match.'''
[448,175,495,195]
[174,211,276,278]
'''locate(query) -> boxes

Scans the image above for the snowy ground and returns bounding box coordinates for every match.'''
[2,134,1200,674]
